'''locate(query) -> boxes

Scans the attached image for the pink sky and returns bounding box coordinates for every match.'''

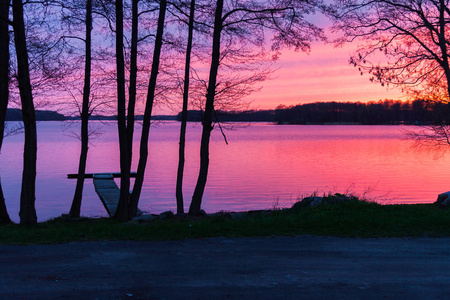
[156,41,404,115]
[247,41,405,111]
[242,5,406,111]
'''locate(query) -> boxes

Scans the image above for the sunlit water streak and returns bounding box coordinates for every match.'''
[0,121,447,222]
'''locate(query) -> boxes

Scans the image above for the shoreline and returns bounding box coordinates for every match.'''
[1,200,450,245]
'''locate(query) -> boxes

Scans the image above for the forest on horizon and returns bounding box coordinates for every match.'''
[7,98,449,126]
[179,99,450,125]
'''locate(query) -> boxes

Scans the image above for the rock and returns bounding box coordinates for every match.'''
[291,196,324,210]
[291,193,358,210]
[323,194,351,205]
[441,198,450,208]
[436,192,450,205]
[310,197,324,207]
[159,211,174,219]
[132,214,156,222]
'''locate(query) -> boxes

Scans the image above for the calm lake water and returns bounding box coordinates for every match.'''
[1,121,448,222]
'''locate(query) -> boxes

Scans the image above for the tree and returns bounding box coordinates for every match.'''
[329,1,450,150]
[12,0,38,225]
[0,0,12,224]
[69,0,92,218]
[189,0,324,215]
[171,0,196,214]
[124,0,139,216]
[113,0,167,220]
[330,0,450,101]
[115,0,131,221]
[127,0,167,219]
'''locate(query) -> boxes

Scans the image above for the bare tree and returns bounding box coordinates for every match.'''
[13,0,37,225]
[168,0,196,214]
[69,0,92,218]
[330,0,450,100]
[115,0,131,221]
[189,0,324,215]
[329,1,450,151]
[126,0,167,220]
[0,0,12,224]
[124,0,139,216]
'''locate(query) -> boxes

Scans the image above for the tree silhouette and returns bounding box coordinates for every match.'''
[189,0,324,215]
[126,0,167,220]
[69,0,92,218]
[13,0,37,225]
[331,0,450,100]
[115,0,131,221]
[169,0,196,215]
[0,0,12,224]
[330,1,450,150]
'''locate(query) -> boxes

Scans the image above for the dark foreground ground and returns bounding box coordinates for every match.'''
[1,235,449,299]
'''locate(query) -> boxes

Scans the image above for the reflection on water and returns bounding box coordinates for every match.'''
[0,121,448,222]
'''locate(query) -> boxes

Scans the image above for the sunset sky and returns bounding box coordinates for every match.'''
[179,9,407,115]
[155,28,405,115]
[245,41,405,111]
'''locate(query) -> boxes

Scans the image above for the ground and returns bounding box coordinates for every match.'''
[1,235,449,299]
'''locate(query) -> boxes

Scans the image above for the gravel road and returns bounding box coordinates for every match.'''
[1,235,449,299]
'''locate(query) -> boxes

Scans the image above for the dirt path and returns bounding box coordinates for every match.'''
[1,235,449,299]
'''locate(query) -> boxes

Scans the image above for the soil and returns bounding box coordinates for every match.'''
[1,235,450,299]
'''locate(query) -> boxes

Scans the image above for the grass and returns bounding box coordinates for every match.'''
[2,198,450,245]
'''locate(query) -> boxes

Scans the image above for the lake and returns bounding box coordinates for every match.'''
[1,121,448,222]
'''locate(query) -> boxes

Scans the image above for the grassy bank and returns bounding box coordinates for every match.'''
[1,199,450,245]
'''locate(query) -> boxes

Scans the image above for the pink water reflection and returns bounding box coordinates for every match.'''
[0,122,448,222]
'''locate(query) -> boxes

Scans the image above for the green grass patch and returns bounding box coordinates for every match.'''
[2,200,450,244]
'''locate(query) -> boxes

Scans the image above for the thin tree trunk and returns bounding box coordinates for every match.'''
[115,0,130,221]
[176,0,195,215]
[0,0,11,224]
[129,0,166,217]
[13,0,37,225]
[436,0,450,100]
[69,0,92,218]
[125,0,138,218]
[189,0,223,215]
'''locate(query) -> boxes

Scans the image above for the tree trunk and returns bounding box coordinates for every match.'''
[189,0,223,215]
[176,0,195,215]
[125,0,138,218]
[0,0,11,224]
[69,0,92,218]
[13,0,37,225]
[129,0,166,217]
[437,0,450,101]
[115,0,130,221]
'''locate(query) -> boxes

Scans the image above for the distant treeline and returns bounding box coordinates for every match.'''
[176,110,274,122]
[6,108,66,121]
[5,108,177,121]
[177,100,450,125]
[273,100,450,125]
[7,99,450,124]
